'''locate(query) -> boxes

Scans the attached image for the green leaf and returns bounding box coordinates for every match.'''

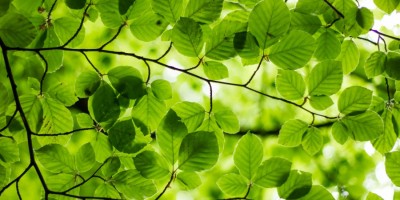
[42,27,64,73]
[108,119,146,153]
[0,82,8,115]
[0,163,8,186]
[302,127,323,155]
[88,81,120,129]
[75,143,95,173]
[130,11,168,42]
[133,151,170,179]
[179,131,219,171]
[338,86,372,115]
[333,0,359,37]
[342,111,383,141]
[386,52,400,80]
[96,0,124,28]
[132,93,166,132]
[54,17,85,47]
[94,183,121,199]
[0,0,11,17]
[314,30,341,61]
[0,12,37,47]
[217,173,248,196]
[331,121,349,145]
[118,0,135,15]
[233,32,260,59]
[214,109,240,134]
[46,80,78,107]
[203,61,229,80]
[39,97,73,134]
[355,7,374,34]
[309,95,334,111]
[93,132,113,162]
[176,172,202,190]
[157,110,188,165]
[108,66,145,99]
[185,0,223,24]
[278,119,308,147]
[20,94,43,133]
[75,70,101,98]
[276,69,306,100]
[36,144,74,173]
[290,11,322,35]
[365,51,387,79]
[269,30,316,70]
[172,102,205,132]
[152,0,183,24]
[112,170,157,199]
[372,110,397,154]
[102,157,120,178]
[308,60,343,96]
[197,115,225,152]
[297,185,335,200]
[337,40,360,74]
[171,17,204,57]
[248,0,290,49]
[0,138,19,163]
[385,151,400,186]
[295,0,330,14]
[46,173,77,191]
[151,79,172,100]
[278,170,312,199]
[65,0,87,9]
[233,133,263,180]
[254,157,292,188]
[373,0,400,14]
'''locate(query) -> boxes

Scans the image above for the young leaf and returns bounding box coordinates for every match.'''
[276,69,306,100]
[0,13,37,47]
[75,143,95,173]
[178,131,219,171]
[254,157,292,188]
[233,32,260,59]
[214,109,240,134]
[108,120,146,153]
[217,173,248,197]
[269,30,316,70]
[302,127,323,155]
[108,66,145,99]
[233,133,263,180]
[385,151,400,186]
[176,172,202,190]
[309,95,334,111]
[102,157,120,178]
[338,86,372,115]
[278,119,308,147]
[337,40,360,74]
[130,12,168,41]
[248,0,290,49]
[172,101,205,132]
[151,79,172,100]
[342,110,383,141]
[308,60,343,96]
[365,51,387,79]
[112,170,157,199]
[93,132,113,162]
[203,61,229,80]
[65,0,86,9]
[277,170,312,199]
[152,0,183,24]
[133,151,170,179]
[157,110,188,165]
[371,110,397,154]
[96,0,124,28]
[0,138,19,163]
[373,0,400,14]
[297,185,335,200]
[385,52,400,80]
[290,11,322,35]
[88,81,120,130]
[39,97,73,134]
[314,30,341,61]
[132,92,166,132]
[185,0,223,24]
[36,144,74,173]
[171,17,204,57]
[75,70,101,98]
[94,183,121,199]
[331,121,349,145]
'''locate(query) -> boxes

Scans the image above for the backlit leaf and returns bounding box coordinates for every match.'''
[308,60,343,96]
[152,0,183,23]
[234,31,260,59]
[385,151,400,186]
[20,94,43,132]
[96,0,124,28]
[338,86,372,115]
[133,151,170,179]
[309,95,334,111]
[290,11,322,34]
[0,13,37,47]
[130,12,168,41]
[278,119,308,147]
[75,143,95,173]
[172,102,205,132]
[108,119,147,153]
[185,0,223,24]
[331,121,349,144]
[171,17,204,57]
[176,172,202,190]
[151,79,172,100]
[65,0,86,9]
[342,111,383,141]
[302,127,323,155]
[0,138,19,163]
[373,0,400,14]
[254,157,291,188]
[112,170,157,199]
[39,97,73,134]
[278,170,312,199]
[75,70,101,98]
[217,173,248,196]
[297,185,335,200]
[337,40,360,74]
[365,51,387,79]
[372,110,397,154]
[276,69,306,100]
[203,61,229,80]
[214,109,240,134]
[234,133,263,180]
[132,92,166,132]
[108,66,145,99]
[94,183,121,199]
[36,144,74,173]
[314,30,341,61]
[386,52,400,80]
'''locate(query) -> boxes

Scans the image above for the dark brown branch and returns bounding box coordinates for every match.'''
[99,24,125,49]
[81,51,102,75]
[36,51,48,95]
[183,57,203,71]
[156,42,173,61]
[357,37,378,45]
[155,170,176,200]
[323,0,344,18]
[31,127,95,136]
[244,56,264,86]
[144,60,151,84]
[61,5,91,47]
[0,165,32,194]
[207,81,213,113]
[371,29,400,41]
[385,78,391,100]
[47,0,58,20]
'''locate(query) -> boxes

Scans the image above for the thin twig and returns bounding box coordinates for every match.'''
[323,0,344,18]
[16,180,22,200]
[99,24,125,49]
[208,81,213,113]
[243,56,264,86]
[371,29,400,41]
[357,37,378,45]
[81,51,102,75]
[156,42,173,61]
[144,60,151,84]
[155,170,176,200]
[385,78,391,100]
[0,108,18,132]
[36,51,48,95]
[31,127,95,136]
[62,5,91,47]
[183,57,203,71]
[47,0,58,20]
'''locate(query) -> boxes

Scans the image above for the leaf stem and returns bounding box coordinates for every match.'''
[36,51,48,95]
[0,108,18,133]
[155,170,176,200]
[99,24,125,49]
[323,0,344,18]
[156,42,173,61]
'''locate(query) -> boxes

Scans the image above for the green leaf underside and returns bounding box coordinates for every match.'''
[278,170,312,199]
[279,119,308,147]
[176,172,202,190]
[178,131,219,171]
[269,30,316,70]
[152,0,183,23]
[185,0,223,24]
[373,0,400,14]
[290,11,322,34]
[234,133,263,180]
[112,170,157,199]
[132,93,166,132]
[308,60,343,96]
[102,157,120,178]
[151,79,172,100]
[0,13,37,47]
[337,40,360,74]
[172,17,204,57]
[338,86,372,115]
[108,120,146,153]
[39,97,73,134]
[254,157,292,188]
[331,121,349,144]
[365,51,387,78]
[172,101,205,132]
[217,173,248,196]
[95,183,121,199]
[314,31,341,61]
[385,151,400,186]
[371,110,397,154]
[203,61,229,80]
[0,138,20,163]
[214,109,240,134]
[276,69,306,100]
[302,127,323,155]
[75,70,101,97]
[248,0,290,49]
[20,95,43,132]
[342,110,384,141]
[133,151,170,179]
[130,12,168,42]
[309,95,334,111]
[96,0,124,28]
[75,143,95,172]
[36,144,74,173]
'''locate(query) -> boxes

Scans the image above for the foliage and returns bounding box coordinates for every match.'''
[0,0,400,199]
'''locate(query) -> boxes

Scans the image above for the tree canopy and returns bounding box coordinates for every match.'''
[0,0,400,199]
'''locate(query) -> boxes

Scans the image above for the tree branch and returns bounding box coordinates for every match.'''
[323,0,344,18]
[31,127,95,136]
